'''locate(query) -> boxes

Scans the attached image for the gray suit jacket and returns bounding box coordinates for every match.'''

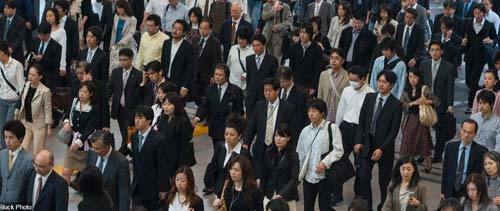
[419,59,455,113]
[0,148,33,203]
[87,149,131,211]
[261,2,292,43]
[307,1,334,36]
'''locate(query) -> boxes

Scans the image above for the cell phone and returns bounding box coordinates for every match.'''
[408,191,415,198]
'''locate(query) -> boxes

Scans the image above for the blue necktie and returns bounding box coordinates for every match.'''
[138,134,144,152]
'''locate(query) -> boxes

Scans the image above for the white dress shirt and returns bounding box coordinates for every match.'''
[168,39,184,78]
[473,18,485,34]
[486,10,500,32]
[95,147,113,172]
[0,57,25,100]
[335,84,375,124]
[91,0,103,20]
[51,27,67,70]
[217,82,228,101]
[32,170,52,206]
[314,0,323,16]
[8,147,21,165]
[145,0,170,17]
[227,44,254,90]
[168,192,190,210]
[402,23,414,47]
[223,141,243,166]
[86,47,98,63]
[281,83,294,100]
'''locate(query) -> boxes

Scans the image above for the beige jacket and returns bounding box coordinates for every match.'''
[317,68,349,115]
[15,82,52,129]
[382,182,428,211]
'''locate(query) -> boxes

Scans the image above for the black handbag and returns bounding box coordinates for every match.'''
[321,123,355,186]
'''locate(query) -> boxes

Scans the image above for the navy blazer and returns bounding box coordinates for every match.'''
[245,53,279,116]
[31,38,62,89]
[108,67,142,119]
[161,39,195,90]
[0,15,26,64]
[279,85,308,130]
[395,23,425,64]
[78,47,109,84]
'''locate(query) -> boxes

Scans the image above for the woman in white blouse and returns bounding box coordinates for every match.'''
[109,0,137,71]
[296,98,343,211]
[45,8,67,76]
[327,2,352,48]
[372,4,398,41]
[226,27,254,92]
[164,166,204,211]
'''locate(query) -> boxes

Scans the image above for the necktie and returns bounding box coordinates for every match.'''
[38,42,45,55]
[383,58,389,70]
[198,38,205,56]
[120,71,129,106]
[86,50,93,63]
[35,176,42,203]
[265,104,276,146]
[97,156,104,172]
[8,153,13,171]
[256,55,261,69]
[315,4,320,16]
[455,146,467,191]
[217,86,222,102]
[231,21,237,45]
[3,18,10,41]
[282,89,287,100]
[138,134,144,152]
[403,26,410,53]
[370,97,384,135]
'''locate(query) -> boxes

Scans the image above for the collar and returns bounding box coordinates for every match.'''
[8,147,21,158]
[225,141,242,154]
[6,15,13,21]
[37,170,52,181]
[239,44,251,50]
[61,16,67,23]
[123,66,133,72]
[232,17,242,23]
[315,0,323,6]
[102,146,113,160]
[139,126,152,139]
[432,58,442,64]
[302,41,311,49]
[474,18,485,25]
[376,92,390,101]
[406,23,415,29]
[1,57,13,67]
[357,83,369,92]
[311,119,326,129]
[256,51,266,58]
[218,82,228,89]
[173,38,184,45]
[201,34,210,41]
[459,141,472,149]
[88,46,98,54]
[283,83,294,91]
[411,3,417,9]
[268,98,279,108]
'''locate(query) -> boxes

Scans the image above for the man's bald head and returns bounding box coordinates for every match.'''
[34,150,54,176]
[231,2,243,20]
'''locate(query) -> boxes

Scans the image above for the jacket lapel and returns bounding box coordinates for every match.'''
[1,151,8,176]
[36,172,56,205]
[91,48,101,64]
[8,149,25,177]
[102,153,116,184]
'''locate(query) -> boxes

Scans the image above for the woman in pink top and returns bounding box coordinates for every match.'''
[472,70,500,116]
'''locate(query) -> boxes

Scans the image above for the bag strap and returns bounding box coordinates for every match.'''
[237,48,247,73]
[420,85,428,100]
[321,122,333,158]
[327,69,341,99]
[0,67,20,96]
[220,180,229,200]
[384,58,401,70]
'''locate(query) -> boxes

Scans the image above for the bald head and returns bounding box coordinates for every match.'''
[34,150,54,176]
[231,2,243,20]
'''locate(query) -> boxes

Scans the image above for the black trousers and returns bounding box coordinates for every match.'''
[433,113,452,160]
[303,180,334,211]
[337,121,357,198]
[356,152,394,211]
[132,194,159,211]
[117,106,133,148]
[465,58,485,108]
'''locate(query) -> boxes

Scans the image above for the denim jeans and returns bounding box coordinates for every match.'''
[247,0,263,30]
[0,98,18,149]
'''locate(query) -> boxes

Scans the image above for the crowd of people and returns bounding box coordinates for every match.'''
[0,0,499,210]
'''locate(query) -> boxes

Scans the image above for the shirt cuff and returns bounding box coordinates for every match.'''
[74,139,83,147]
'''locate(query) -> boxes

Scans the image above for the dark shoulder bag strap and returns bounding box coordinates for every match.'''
[0,67,20,96]
[237,48,247,73]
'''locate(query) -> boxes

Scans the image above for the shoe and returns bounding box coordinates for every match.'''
[329,194,343,207]
[424,157,432,173]
[465,108,472,114]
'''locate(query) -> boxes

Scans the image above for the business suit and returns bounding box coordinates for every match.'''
[30,38,61,89]
[32,0,53,29]
[161,39,195,91]
[192,35,222,103]
[395,23,425,65]
[89,79,110,129]
[219,18,253,62]
[288,42,323,91]
[196,83,244,146]
[81,0,113,50]
[420,58,455,160]
[431,33,462,74]
[262,1,292,60]
[262,146,299,202]
[279,85,308,130]
[62,17,79,72]
[441,141,487,198]
[128,0,145,31]
[108,67,142,147]
[354,92,403,210]
[245,53,279,116]
[432,14,464,36]
[0,14,26,64]
[338,27,376,69]
[78,47,109,84]
[87,150,131,211]
[244,99,296,179]
[0,148,32,202]
[455,1,479,19]
[396,4,430,41]
[21,169,69,211]
[462,18,498,109]
[78,192,114,211]
[130,129,168,210]
[307,1,334,36]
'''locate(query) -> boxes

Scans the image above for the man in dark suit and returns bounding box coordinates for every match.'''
[244,78,296,180]
[130,106,169,210]
[288,23,323,97]
[81,0,113,50]
[20,150,68,211]
[455,0,479,19]
[88,131,130,211]
[78,26,109,84]
[441,119,488,198]
[276,66,308,130]
[354,70,403,210]
[245,34,279,117]
[161,19,194,99]
[432,1,464,36]
[194,63,244,148]
[431,16,462,76]
[462,4,498,113]
[338,11,376,70]
[219,2,253,62]
[108,48,142,152]
[395,8,425,68]
[55,0,79,74]
[420,41,456,163]
[138,61,178,106]
[192,19,222,105]
[30,22,61,89]
[0,1,26,65]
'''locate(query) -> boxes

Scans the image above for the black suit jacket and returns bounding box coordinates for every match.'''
[279,85,308,130]
[130,129,169,200]
[196,83,244,139]
[108,67,142,118]
[355,93,403,157]
[87,150,131,211]
[420,59,455,114]
[244,99,296,177]
[31,38,61,89]
[441,141,487,198]
[262,146,299,201]
[78,47,109,84]
[81,0,113,50]
[63,17,79,70]
[193,35,222,82]
[338,27,376,68]
[0,15,26,64]
[161,39,195,90]
[219,18,253,62]
[432,14,464,36]
[463,18,498,64]
[395,23,425,64]
[431,33,462,70]
[288,42,323,89]
[245,53,279,115]
[87,79,110,128]
[78,192,114,211]
[21,170,68,211]
[455,1,479,19]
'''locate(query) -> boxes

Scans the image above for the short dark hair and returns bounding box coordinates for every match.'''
[54,0,70,13]
[381,23,395,36]
[3,120,25,141]
[200,18,213,29]
[330,48,345,59]
[236,26,252,41]
[348,198,370,211]
[173,19,188,33]
[5,0,16,9]
[461,119,479,134]
[352,10,366,21]
[78,61,92,74]
[78,166,104,195]
[377,70,397,86]
[473,4,486,13]
[86,26,103,44]
[405,8,419,18]
[0,41,9,56]
[265,198,289,211]
[348,65,368,80]
[119,48,134,58]
[380,37,396,52]
[437,198,461,211]
[440,16,454,30]
[135,105,155,122]
[46,8,60,25]
[443,0,456,9]
[252,34,267,45]
[477,90,496,107]
[225,114,247,136]
[276,66,293,80]
[262,77,280,90]
[145,60,162,73]
[37,22,52,34]
[146,14,162,27]
[214,63,230,79]
[429,40,443,50]
[89,130,114,146]
[308,98,327,116]
[299,23,314,40]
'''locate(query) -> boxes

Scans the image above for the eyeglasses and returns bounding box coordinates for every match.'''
[32,160,51,169]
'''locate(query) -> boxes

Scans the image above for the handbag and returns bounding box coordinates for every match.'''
[418,85,438,127]
[52,87,72,108]
[322,123,355,185]
[57,99,77,144]
[215,180,229,211]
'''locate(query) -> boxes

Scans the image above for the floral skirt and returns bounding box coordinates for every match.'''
[400,113,433,156]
